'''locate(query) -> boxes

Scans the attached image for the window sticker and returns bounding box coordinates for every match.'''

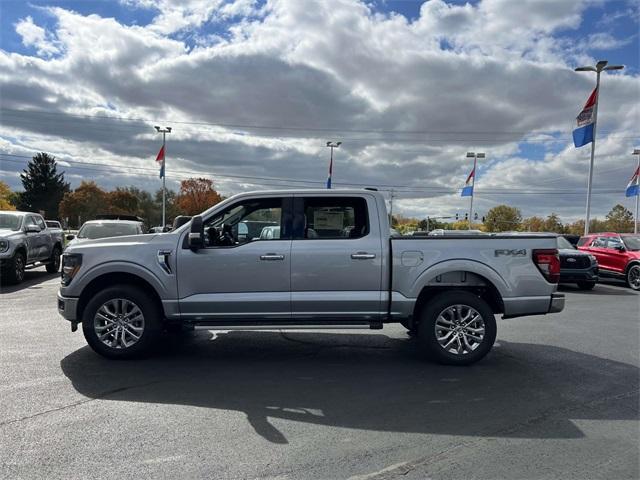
[314,211,344,230]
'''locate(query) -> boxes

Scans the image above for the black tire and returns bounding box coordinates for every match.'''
[417,291,497,366]
[625,264,640,291]
[46,246,61,273]
[82,285,162,359]
[400,319,417,335]
[577,281,596,290]
[3,251,26,285]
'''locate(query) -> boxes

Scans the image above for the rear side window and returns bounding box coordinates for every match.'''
[591,237,608,247]
[300,197,369,239]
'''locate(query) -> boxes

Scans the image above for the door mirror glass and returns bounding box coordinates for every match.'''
[188,215,204,250]
[66,234,75,241]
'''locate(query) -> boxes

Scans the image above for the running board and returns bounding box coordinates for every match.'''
[191,321,379,331]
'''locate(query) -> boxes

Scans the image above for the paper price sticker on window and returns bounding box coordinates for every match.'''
[314,211,344,230]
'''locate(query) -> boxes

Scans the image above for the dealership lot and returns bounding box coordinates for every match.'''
[1,270,638,480]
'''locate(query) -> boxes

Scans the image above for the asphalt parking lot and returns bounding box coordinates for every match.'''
[0,269,638,480]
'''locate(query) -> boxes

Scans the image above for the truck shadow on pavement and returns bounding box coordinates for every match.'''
[0,270,58,294]
[60,333,639,445]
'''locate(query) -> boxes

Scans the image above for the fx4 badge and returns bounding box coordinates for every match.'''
[495,249,527,257]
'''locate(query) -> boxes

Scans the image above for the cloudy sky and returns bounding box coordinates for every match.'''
[0,0,638,221]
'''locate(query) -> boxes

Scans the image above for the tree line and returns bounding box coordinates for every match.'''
[1,153,223,228]
[1,152,636,234]
[392,203,636,235]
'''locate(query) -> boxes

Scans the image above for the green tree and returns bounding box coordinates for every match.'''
[484,205,522,232]
[154,188,182,226]
[19,152,69,219]
[521,216,545,232]
[543,213,564,233]
[605,204,634,232]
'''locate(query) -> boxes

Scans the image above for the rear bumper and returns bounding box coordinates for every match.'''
[57,291,79,322]
[548,292,565,313]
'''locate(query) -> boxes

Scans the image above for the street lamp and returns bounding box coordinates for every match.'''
[574,60,624,235]
[155,126,172,227]
[633,149,640,234]
[465,152,485,230]
[326,141,341,189]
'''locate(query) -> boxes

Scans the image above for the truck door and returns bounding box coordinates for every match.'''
[23,215,42,262]
[290,194,383,321]
[33,215,50,260]
[176,196,293,321]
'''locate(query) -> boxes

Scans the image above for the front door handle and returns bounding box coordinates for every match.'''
[260,253,285,261]
[351,252,376,260]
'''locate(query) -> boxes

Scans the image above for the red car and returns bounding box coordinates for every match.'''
[578,232,640,290]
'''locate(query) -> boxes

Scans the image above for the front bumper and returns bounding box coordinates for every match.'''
[57,291,79,322]
[549,293,565,313]
[559,266,599,284]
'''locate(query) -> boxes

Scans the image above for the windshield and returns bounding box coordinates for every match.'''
[557,237,575,250]
[622,236,640,251]
[78,223,139,239]
[0,214,22,231]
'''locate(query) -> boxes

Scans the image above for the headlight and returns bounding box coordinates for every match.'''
[61,253,82,285]
[0,239,8,253]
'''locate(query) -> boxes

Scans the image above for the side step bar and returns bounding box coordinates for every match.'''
[188,320,382,331]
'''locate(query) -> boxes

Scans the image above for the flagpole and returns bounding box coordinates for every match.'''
[584,70,600,237]
[469,155,476,230]
[155,126,172,228]
[634,149,640,234]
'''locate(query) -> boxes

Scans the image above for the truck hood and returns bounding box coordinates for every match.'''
[65,233,158,253]
[0,228,23,239]
[558,248,591,256]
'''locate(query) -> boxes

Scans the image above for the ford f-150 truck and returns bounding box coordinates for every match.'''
[1,211,64,284]
[57,190,564,365]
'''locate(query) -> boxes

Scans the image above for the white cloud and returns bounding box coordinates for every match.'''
[14,16,60,57]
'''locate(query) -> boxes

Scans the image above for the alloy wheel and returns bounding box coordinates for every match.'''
[628,265,640,291]
[94,298,145,349]
[434,304,485,355]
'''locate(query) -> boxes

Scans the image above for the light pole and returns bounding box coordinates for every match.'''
[155,126,172,227]
[326,141,341,189]
[466,152,485,230]
[633,149,640,234]
[575,60,624,235]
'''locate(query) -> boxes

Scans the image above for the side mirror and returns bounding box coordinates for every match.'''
[615,245,626,252]
[66,234,75,241]
[26,225,41,233]
[188,215,204,250]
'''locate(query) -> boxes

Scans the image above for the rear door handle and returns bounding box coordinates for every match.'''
[260,253,285,261]
[351,252,376,260]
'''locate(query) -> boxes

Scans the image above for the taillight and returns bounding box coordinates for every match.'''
[533,249,560,283]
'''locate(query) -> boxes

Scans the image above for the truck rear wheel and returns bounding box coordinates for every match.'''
[417,291,496,366]
[46,246,61,273]
[82,286,161,359]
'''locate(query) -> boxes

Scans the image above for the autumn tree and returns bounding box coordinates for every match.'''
[0,181,16,210]
[484,205,522,232]
[19,152,69,218]
[59,181,108,228]
[521,216,545,232]
[106,188,139,215]
[176,178,223,216]
[605,204,634,233]
[543,213,564,233]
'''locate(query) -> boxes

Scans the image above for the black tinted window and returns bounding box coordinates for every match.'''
[301,197,369,239]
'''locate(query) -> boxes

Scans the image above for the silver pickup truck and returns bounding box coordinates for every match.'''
[1,211,64,284]
[57,190,564,365]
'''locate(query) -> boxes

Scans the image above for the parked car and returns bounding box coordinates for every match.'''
[0,211,64,284]
[65,220,144,248]
[578,232,640,290]
[58,189,564,365]
[556,235,599,289]
[148,226,172,233]
[45,220,62,231]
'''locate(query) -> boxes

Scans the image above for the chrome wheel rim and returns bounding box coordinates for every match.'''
[435,304,485,355]
[15,255,24,281]
[94,298,145,349]
[629,266,640,290]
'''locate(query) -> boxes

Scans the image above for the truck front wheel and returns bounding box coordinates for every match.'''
[82,286,161,359]
[417,291,496,366]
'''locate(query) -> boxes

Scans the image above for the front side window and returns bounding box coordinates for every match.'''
[591,237,607,248]
[606,237,623,250]
[202,197,285,247]
[34,216,46,230]
[24,216,38,229]
[300,197,369,240]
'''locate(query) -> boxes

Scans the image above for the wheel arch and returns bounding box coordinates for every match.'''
[411,271,504,329]
[77,272,164,323]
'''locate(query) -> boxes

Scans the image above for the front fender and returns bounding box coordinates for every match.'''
[408,259,511,298]
[62,260,171,300]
